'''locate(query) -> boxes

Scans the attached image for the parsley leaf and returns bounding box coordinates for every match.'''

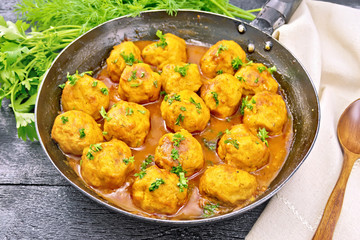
[79,128,86,138]
[215,44,228,56]
[175,114,185,126]
[58,83,66,89]
[240,96,255,115]
[134,155,154,179]
[171,148,179,160]
[100,106,112,121]
[101,87,108,95]
[120,52,140,66]
[171,165,188,192]
[172,133,185,147]
[167,94,181,105]
[203,203,219,217]
[61,116,68,124]
[202,138,217,151]
[224,138,239,149]
[174,64,190,77]
[128,70,137,82]
[137,109,146,114]
[257,128,269,147]
[216,69,223,75]
[153,80,158,88]
[155,30,167,49]
[123,156,135,165]
[125,107,134,116]
[257,66,266,73]
[211,91,219,106]
[267,66,277,74]
[149,178,165,192]
[92,81,98,87]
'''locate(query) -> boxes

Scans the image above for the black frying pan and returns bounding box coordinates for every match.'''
[35,0,320,224]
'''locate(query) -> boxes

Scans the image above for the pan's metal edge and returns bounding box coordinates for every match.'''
[35,9,321,225]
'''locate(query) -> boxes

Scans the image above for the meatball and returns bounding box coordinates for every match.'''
[243,91,288,136]
[161,62,202,94]
[234,63,278,95]
[51,110,103,155]
[200,73,242,118]
[217,124,269,172]
[200,40,246,78]
[61,73,110,120]
[161,90,210,133]
[155,129,204,176]
[131,165,188,214]
[106,41,142,82]
[199,164,257,206]
[103,101,150,148]
[80,139,134,189]
[118,63,161,103]
[142,32,187,69]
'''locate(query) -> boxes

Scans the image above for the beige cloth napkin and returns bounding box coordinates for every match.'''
[247,1,360,239]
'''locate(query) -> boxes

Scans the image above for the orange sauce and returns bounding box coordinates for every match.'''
[67,42,293,220]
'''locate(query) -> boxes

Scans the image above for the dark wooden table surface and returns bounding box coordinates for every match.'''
[1,0,359,239]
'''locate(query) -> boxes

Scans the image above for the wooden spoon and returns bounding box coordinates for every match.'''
[313,99,360,240]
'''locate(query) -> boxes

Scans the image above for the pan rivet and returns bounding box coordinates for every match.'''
[264,41,273,51]
[238,24,246,34]
[247,43,255,53]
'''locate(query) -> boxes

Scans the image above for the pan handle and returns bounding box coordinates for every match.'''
[250,0,302,35]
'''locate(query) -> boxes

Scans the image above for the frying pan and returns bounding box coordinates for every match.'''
[35,0,320,224]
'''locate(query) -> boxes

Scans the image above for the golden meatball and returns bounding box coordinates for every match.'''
[51,110,103,155]
[118,63,161,103]
[103,101,150,148]
[61,73,109,120]
[80,139,134,189]
[200,73,242,118]
[217,124,269,172]
[142,32,187,69]
[161,63,202,94]
[161,90,210,133]
[155,129,204,176]
[200,40,246,78]
[234,63,279,95]
[243,91,288,136]
[106,41,142,82]
[199,164,257,206]
[131,165,187,214]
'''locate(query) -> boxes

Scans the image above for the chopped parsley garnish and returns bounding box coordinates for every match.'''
[155,30,168,49]
[203,203,219,217]
[175,114,185,126]
[171,148,179,160]
[79,128,86,138]
[128,70,137,82]
[224,139,239,149]
[134,155,154,179]
[153,80,158,88]
[86,152,94,160]
[125,107,134,116]
[236,76,245,82]
[123,156,135,165]
[60,116,68,124]
[100,106,112,121]
[130,82,141,87]
[112,59,118,64]
[140,72,145,78]
[216,69,223,75]
[89,143,102,152]
[202,138,217,151]
[257,128,269,147]
[180,106,186,111]
[167,93,181,105]
[120,52,139,66]
[102,131,108,135]
[215,44,228,56]
[217,131,224,138]
[172,133,185,147]
[231,57,243,70]
[137,109,146,114]
[257,66,267,73]
[101,87,108,95]
[92,81,98,87]
[171,165,188,192]
[149,178,165,192]
[58,83,66,89]
[67,70,93,86]
[211,91,219,106]
[225,129,231,134]
[189,97,202,111]
[171,164,187,175]
[240,96,256,115]
[267,66,277,74]
[174,64,190,77]
[160,91,167,96]
[254,78,259,83]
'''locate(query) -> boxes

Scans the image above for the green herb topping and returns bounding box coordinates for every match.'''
[149,178,165,192]
[240,96,256,115]
[160,91,167,96]
[86,143,102,160]
[257,66,266,73]
[267,66,277,74]
[180,106,186,111]
[123,156,135,165]
[257,128,269,147]
[134,155,154,179]
[128,70,137,82]
[231,57,243,70]
[175,114,185,126]
[167,94,181,105]
[224,138,239,149]
[79,128,86,138]
[137,109,146,115]
[215,44,228,56]
[100,106,112,121]
[153,80,158,88]
[140,72,145,78]
[216,69,223,75]
[58,83,66,89]
[171,148,179,160]
[100,87,108,95]
[120,52,140,66]
[92,81,98,87]
[211,91,219,106]
[125,107,134,116]
[60,116,68,124]
[102,131,108,135]
[174,64,190,77]
[155,30,167,49]
[203,203,219,217]
[172,133,185,147]
[236,76,245,82]
[171,165,188,192]
[254,78,259,83]
[202,138,216,151]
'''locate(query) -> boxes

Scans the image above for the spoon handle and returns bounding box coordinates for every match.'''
[313,150,359,240]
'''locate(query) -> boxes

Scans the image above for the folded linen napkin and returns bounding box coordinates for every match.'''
[247,1,360,239]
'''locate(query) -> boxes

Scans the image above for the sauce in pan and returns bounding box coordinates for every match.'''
[67,41,293,220]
